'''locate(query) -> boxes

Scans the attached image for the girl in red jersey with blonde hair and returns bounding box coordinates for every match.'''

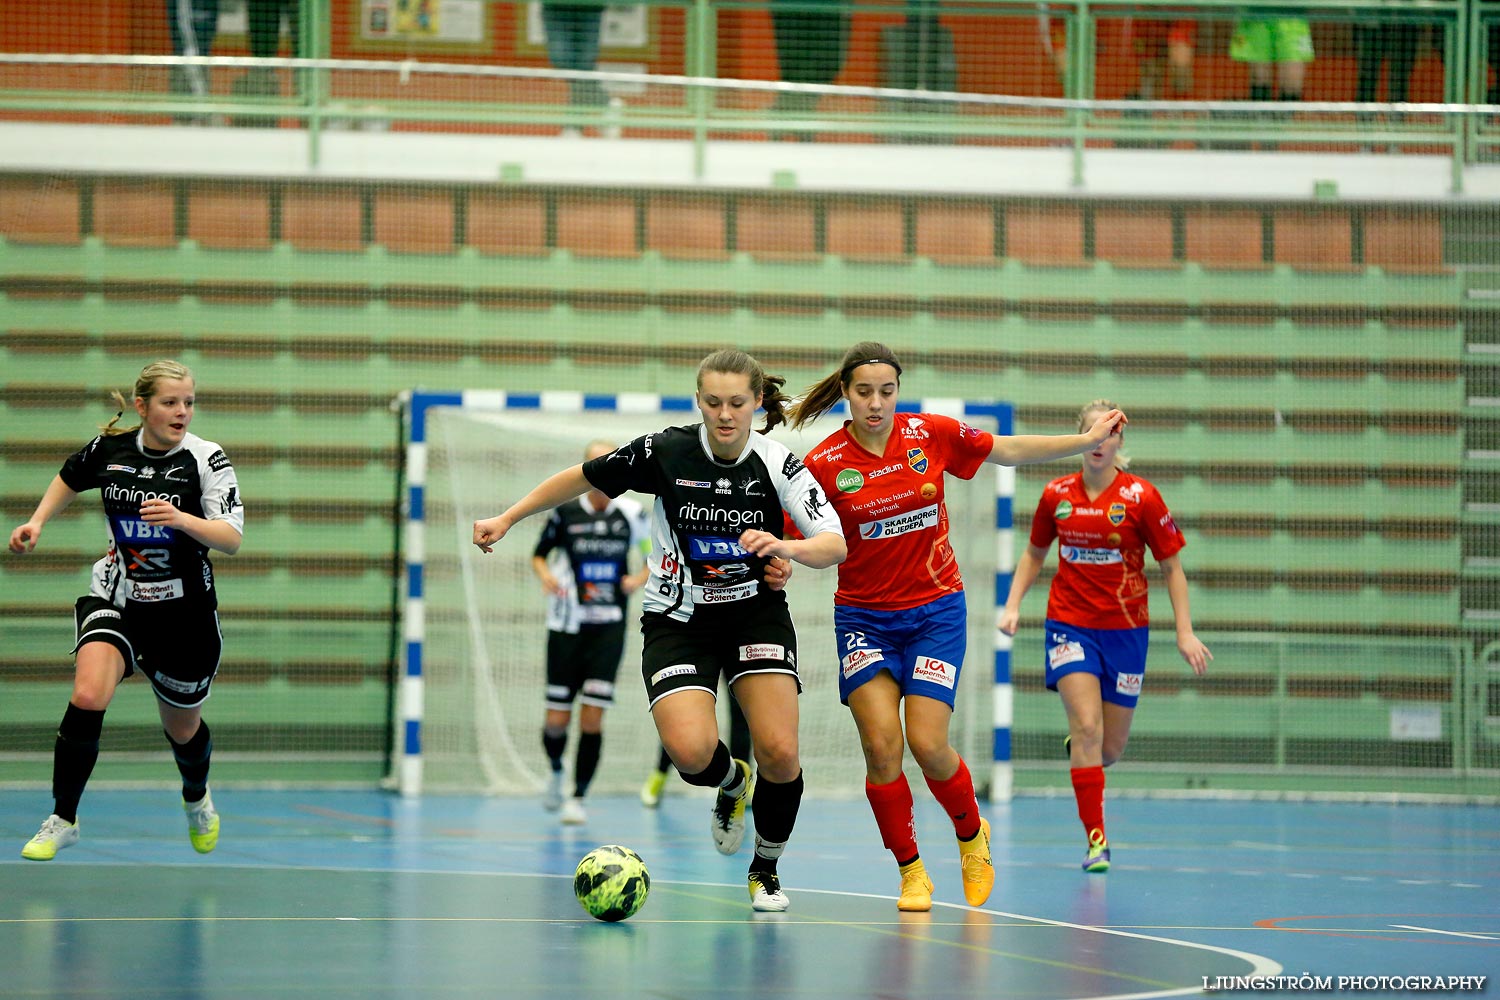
[790,343,1126,911]
[1000,399,1210,873]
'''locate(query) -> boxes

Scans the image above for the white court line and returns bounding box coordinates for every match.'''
[1,859,1283,1000]
[1389,924,1500,941]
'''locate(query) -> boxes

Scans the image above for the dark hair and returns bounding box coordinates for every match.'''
[696,349,790,434]
[788,341,904,430]
[101,359,194,437]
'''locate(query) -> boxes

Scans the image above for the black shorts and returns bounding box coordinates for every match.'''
[73,595,223,709]
[639,601,800,709]
[545,621,627,710]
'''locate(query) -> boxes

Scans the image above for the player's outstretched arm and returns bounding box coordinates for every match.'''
[474,465,592,553]
[738,528,845,570]
[999,543,1049,635]
[986,409,1128,467]
[8,476,78,554]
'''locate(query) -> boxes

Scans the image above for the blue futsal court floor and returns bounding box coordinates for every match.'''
[1,789,1495,999]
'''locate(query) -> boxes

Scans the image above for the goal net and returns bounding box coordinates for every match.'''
[402,393,1007,801]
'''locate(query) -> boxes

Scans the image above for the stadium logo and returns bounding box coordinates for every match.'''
[835,469,864,493]
[868,463,903,479]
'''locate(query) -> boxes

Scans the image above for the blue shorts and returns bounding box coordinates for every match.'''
[1043,619,1148,709]
[834,591,967,707]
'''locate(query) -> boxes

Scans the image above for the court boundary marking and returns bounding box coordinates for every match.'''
[2,859,1283,1000]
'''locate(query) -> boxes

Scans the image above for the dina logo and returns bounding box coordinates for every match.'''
[835,469,864,493]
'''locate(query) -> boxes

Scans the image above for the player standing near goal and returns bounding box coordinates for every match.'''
[9,360,244,861]
[474,349,845,912]
[532,439,652,826]
[788,342,1126,911]
[999,399,1210,873]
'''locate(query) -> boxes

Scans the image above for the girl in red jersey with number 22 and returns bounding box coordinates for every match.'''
[789,343,1126,911]
[1000,399,1211,874]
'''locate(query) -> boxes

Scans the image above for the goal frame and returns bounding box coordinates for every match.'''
[394,390,1016,800]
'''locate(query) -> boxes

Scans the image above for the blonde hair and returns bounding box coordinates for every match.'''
[696,349,790,434]
[101,360,195,436]
[1078,398,1130,470]
[788,341,904,430]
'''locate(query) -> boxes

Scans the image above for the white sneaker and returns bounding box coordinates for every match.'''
[559,798,587,825]
[543,771,564,811]
[748,871,789,912]
[21,814,79,861]
[184,790,219,854]
[711,759,751,855]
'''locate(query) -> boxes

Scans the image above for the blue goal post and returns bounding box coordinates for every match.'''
[396,390,1015,800]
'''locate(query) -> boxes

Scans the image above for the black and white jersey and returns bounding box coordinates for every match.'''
[533,495,649,632]
[59,430,244,611]
[582,424,843,623]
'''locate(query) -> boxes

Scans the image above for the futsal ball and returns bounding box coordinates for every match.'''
[574,845,651,922]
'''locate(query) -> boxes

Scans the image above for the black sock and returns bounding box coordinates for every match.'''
[1249,82,1272,103]
[749,770,804,873]
[656,746,673,773]
[542,727,567,772]
[574,731,602,798]
[53,703,105,824]
[680,741,735,789]
[167,721,212,801]
[728,698,752,765]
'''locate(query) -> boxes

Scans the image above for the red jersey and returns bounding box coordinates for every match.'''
[804,412,994,610]
[1028,470,1185,630]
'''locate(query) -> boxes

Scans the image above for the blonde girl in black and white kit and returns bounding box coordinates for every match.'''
[473,349,845,912]
[10,361,244,861]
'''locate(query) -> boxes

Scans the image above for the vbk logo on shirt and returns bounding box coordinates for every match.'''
[689,536,748,560]
[113,518,175,542]
[1107,502,1127,525]
[906,448,929,474]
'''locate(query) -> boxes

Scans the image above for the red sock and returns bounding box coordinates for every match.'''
[1070,765,1106,842]
[924,756,982,842]
[865,774,919,865]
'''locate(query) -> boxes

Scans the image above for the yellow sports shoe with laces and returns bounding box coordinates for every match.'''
[1083,828,1111,873]
[21,814,79,861]
[184,790,220,854]
[897,858,934,912]
[957,817,994,906]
